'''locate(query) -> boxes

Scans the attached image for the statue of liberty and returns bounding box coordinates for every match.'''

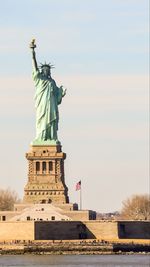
[30,39,66,144]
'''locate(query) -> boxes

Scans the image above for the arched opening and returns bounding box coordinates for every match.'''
[49,161,53,172]
[36,161,40,172]
[42,161,46,173]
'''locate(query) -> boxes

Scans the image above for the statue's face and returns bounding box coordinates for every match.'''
[42,66,51,77]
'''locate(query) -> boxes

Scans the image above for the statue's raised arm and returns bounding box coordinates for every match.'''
[30,39,38,71]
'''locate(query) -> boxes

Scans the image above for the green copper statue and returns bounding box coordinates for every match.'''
[30,39,66,144]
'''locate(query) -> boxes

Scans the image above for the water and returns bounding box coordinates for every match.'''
[0,255,149,267]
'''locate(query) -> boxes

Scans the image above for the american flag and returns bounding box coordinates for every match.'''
[76,180,81,191]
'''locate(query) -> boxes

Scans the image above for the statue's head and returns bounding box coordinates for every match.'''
[40,63,54,77]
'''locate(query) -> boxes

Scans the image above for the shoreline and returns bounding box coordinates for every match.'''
[0,240,150,255]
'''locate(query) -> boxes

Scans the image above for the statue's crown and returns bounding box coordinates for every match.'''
[40,62,55,69]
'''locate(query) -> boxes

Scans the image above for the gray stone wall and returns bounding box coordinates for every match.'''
[118,221,150,239]
[35,221,95,240]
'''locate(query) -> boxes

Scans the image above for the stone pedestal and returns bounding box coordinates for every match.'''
[23,144,69,204]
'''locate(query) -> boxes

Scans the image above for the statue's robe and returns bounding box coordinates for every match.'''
[32,69,63,141]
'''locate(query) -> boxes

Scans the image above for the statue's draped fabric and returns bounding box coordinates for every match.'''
[32,69,63,141]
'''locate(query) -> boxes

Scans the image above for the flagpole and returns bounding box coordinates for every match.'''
[76,180,82,210]
[80,186,82,210]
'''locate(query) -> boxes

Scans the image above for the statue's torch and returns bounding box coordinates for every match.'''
[30,39,36,50]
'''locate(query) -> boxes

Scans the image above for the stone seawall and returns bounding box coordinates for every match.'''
[0,222,34,241]
[0,220,149,241]
[34,221,118,240]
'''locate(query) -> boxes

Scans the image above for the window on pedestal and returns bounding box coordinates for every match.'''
[42,161,46,173]
[49,161,53,172]
[36,161,40,172]
[2,216,6,221]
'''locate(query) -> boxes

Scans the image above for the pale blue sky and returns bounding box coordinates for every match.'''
[0,0,149,212]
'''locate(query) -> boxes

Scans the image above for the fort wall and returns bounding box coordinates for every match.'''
[0,222,34,241]
[0,220,149,241]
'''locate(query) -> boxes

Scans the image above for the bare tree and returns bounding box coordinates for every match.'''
[121,194,150,220]
[0,188,20,211]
